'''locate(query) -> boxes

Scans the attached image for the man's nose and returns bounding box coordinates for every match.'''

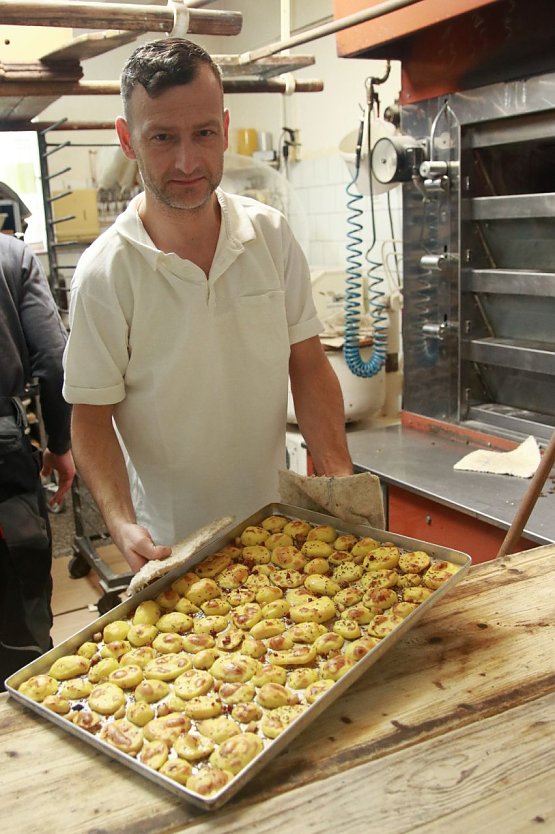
[174,137,199,171]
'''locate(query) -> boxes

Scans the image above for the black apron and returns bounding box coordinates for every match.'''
[0,397,52,689]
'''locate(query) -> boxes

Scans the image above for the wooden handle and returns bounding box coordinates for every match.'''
[497,431,555,558]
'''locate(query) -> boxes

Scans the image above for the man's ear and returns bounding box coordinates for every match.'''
[115,116,137,161]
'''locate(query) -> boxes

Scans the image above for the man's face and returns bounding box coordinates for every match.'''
[117,65,229,212]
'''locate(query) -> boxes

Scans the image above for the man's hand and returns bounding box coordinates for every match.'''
[41,448,76,507]
[113,521,172,573]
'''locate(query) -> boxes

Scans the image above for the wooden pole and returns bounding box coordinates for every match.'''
[0,1,242,36]
[0,79,323,96]
[497,431,555,557]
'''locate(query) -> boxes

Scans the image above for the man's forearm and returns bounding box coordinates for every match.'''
[290,338,353,476]
[71,403,136,538]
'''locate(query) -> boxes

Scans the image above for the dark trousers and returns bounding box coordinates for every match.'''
[0,398,52,689]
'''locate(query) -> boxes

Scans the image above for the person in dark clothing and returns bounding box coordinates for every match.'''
[0,230,75,689]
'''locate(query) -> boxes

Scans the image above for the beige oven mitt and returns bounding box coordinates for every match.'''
[127,515,235,595]
[278,470,385,530]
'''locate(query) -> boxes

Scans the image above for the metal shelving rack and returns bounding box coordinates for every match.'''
[37,122,133,613]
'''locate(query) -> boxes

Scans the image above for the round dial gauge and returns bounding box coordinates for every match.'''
[371,135,423,184]
[371,137,401,184]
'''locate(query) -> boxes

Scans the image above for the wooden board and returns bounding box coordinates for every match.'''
[40,30,139,65]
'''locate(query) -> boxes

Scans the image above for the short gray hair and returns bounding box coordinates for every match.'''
[120,38,223,120]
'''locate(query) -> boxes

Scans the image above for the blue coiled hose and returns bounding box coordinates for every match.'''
[343,120,388,378]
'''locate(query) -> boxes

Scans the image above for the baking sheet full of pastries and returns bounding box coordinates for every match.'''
[7,504,471,810]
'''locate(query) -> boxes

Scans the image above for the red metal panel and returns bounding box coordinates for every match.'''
[334,0,555,102]
[333,0,497,59]
[388,484,536,564]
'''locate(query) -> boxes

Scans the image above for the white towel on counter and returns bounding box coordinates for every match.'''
[453,435,541,479]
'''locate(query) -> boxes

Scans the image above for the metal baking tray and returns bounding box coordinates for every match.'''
[7,503,471,810]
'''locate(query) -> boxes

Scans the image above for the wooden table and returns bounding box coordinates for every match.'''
[2,545,554,834]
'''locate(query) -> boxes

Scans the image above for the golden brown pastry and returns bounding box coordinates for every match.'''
[240,526,269,547]
[160,759,193,785]
[186,766,229,796]
[174,732,215,762]
[48,655,90,681]
[209,732,264,775]
[88,682,126,715]
[139,740,168,770]
[19,674,58,702]
[88,657,119,684]
[143,712,191,745]
[261,515,289,533]
[108,664,144,689]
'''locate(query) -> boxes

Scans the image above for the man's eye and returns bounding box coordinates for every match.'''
[152,133,170,142]
[198,129,215,137]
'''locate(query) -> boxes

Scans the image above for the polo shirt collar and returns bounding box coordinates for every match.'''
[114,189,255,272]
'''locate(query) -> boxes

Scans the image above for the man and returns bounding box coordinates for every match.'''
[64,38,352,574]
[0,230,75,687]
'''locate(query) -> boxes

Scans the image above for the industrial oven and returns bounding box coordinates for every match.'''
[395,69,555,444]
[335,0,555,447]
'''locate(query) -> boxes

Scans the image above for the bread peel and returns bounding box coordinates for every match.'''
[127,516,235,595]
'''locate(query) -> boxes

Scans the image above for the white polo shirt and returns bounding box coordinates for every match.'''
[63,189,321,545]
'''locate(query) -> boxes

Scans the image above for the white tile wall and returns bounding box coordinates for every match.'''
[289,154,403,279]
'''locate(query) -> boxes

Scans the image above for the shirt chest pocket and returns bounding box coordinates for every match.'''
[216,290,290,371]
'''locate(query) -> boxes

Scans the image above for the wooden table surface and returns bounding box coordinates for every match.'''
[2,545,554,834]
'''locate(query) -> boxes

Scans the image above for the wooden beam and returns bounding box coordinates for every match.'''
[0,62,83,82]
[215,55,316,79]
[0,1,242,36]
[40,31,140,65]
[0,78,324,96]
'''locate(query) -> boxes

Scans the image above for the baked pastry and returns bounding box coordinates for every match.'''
[88,682,126,715]
[19,674,58,702]
[48,655,90,680]
[16,510,462,803]
[174,732,215,762]
[209,732,263,774]
[186,767,229,796]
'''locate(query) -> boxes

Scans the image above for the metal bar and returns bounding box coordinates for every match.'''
[463,269,555,297]
[464,112,555,149]
[462,338,555,375]
[46,191,72,203]
[39,117,67,134]
[43,166,72,180]
[468,406,555,443]
[0,1,242,36]
[49,215,76,226]
[238,0,423,64]
[465,193,555,220]
[43,140,71,157]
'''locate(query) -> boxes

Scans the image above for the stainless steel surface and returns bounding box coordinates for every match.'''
[347,423,555,543]
[6,503,471,811]
[466,194,555,220]
[461,338,555,374]
[463,269,555,296]
[401,68,555,438]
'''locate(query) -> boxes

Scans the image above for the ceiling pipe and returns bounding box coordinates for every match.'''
[239,0,423,64]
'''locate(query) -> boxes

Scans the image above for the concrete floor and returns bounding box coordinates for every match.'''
[49,491,130,645]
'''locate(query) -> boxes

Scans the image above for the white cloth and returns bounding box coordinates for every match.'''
[63,189,322,544]
[453,435,541,478]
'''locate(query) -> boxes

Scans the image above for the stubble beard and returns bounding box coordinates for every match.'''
[137,162,222,213]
